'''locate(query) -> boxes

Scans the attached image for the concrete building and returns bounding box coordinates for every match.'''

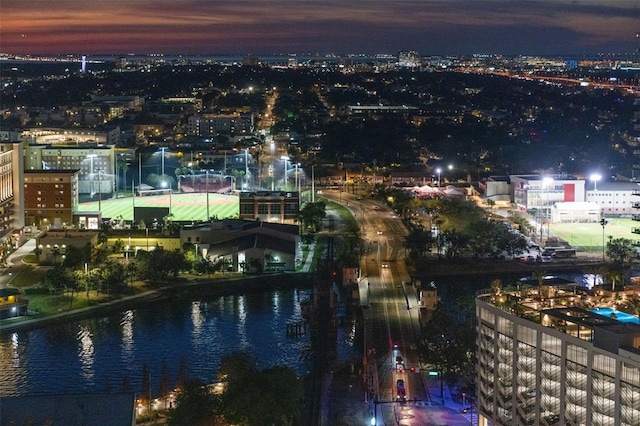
[512,175,586,213]
[187,112,254,136]
[0,143,25,240]
[180,219,300,273]
[476,282,640,426]
[24,170,80,229]
[24,144,115,196]
[238,191,299,224]
[585,181,640,216]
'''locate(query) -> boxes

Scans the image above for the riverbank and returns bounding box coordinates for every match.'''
[416,255,606,279]
[0,272,314,335]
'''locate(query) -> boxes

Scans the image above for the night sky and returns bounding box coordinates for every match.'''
[2,1,639,56]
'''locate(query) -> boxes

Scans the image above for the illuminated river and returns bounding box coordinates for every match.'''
[0,287,359,397]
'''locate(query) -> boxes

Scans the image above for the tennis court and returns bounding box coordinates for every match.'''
[77,193,239,222]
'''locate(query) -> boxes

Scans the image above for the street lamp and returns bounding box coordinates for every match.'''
[591,173,601,191]
[436,168,442,187]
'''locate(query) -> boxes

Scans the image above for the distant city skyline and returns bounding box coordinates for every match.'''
[1,1,639,57]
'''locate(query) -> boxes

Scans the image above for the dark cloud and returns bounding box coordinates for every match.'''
[1,1,637,55]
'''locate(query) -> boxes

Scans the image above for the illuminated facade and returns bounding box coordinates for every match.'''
[24,170,80,229]
[24,145,114,196]
[476,286,640,426]
[238,191,299,224]
[0,143,25,239]
[512,175,586,212]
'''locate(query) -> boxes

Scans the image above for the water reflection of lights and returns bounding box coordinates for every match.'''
[237,295,248,346]
[190,302,204,332]
[77,326,95,380]
[11,333,19,367]
[120,310,134,364]
[347,319,356,346]
[273,291,281,318]
[293,290,302,317]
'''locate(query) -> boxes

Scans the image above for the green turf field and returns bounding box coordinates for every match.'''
[77,193,239,221]
[550,218,638,251]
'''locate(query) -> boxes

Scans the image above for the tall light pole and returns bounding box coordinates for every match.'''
[244,148,249,189]
[591,173,601,191]
[205,170,209,221]
[87,154,97,197]
[161,147,166,178]
[98,170,102,212]
[600,218,607,262]
[542,177,554,241]
[436,168,442,187]
[281,156,289,190]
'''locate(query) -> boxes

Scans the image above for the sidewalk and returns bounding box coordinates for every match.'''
[423,374,478,425]
[0,239,37,289]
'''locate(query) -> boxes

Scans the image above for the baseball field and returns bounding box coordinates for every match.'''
[77,193,239,222]
[549,218,638,251]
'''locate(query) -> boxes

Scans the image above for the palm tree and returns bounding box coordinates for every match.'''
[605,267,623,292]
[490,279,502,296]
[623,296,640,317]
[533,270,547,300]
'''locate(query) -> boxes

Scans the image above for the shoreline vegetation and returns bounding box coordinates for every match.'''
[1,254,600,336]
[0,273,313,335]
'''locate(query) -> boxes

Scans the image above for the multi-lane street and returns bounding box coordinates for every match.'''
[324,189,475,425]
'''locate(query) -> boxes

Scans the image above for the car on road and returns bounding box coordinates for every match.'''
[376,230,383,235]
[396,379,406,401]
[381,263,389,268]
[395,355,404,372]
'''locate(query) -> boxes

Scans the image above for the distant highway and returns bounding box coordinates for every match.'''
[488,70,640,94]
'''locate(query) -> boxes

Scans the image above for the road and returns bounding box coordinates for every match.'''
[323,190,477,425]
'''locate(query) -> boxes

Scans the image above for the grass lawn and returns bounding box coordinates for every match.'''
[77,193,239,221]
[6,265,45,288]
[550,218,638,252]
[23,291,92,316]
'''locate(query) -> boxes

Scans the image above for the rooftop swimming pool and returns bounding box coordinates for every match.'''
[591,307,640,324]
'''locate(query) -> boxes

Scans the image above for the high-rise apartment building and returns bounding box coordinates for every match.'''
[187,113,254,136]
[23,145,114,196]
[476,284,640,426]
[0,143,25,238]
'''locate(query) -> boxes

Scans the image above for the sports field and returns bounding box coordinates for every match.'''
[550,218,638,251]
[77,193,239,222]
